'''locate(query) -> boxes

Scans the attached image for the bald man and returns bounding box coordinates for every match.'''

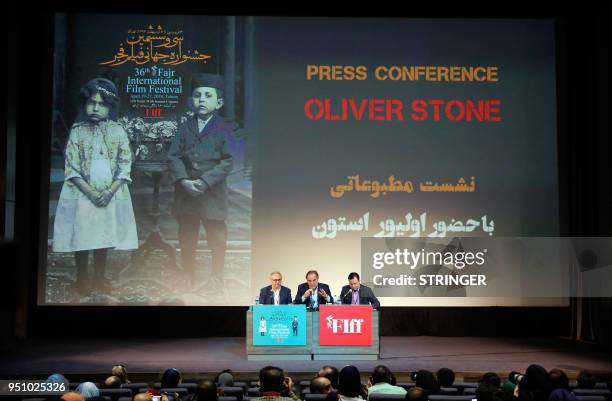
[406,387,428,401]
[133,393,153,401]
[104,376,121,389]
[62,393,85,401]
[310,377,332,394]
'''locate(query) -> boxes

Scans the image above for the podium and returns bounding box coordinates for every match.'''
[246,305,379,360]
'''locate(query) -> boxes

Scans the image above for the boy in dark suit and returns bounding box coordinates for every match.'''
[168,73,233,288]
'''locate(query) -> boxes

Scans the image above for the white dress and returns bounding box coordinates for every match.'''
[53,120,139,252]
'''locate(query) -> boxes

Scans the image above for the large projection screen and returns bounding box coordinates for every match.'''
[40,15,561,307]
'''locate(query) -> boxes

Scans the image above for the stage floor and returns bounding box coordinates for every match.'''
[1,336,611,377]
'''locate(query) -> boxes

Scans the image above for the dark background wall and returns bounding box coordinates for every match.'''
[4,4,610,346]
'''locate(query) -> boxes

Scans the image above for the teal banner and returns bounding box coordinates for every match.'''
[253,305,307,346]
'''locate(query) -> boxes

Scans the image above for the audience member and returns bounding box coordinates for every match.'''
[133,394,153,401]
[193,380,219,401]
[476,382,501,401]
[326,365,366,401]
[76,382,100,399]
[311,377,332,395]
[576,370,596,389]
[62,392,85,401]
[480,373,502,388]
[252,366,299,401]
[367,365,406,398]
[47,373,69,387]
[112,365,131,385]
[414,370,440,395]
[217,371,234,387]
[319,366,340,391]
[162,368,182,388]
[517,364,553,401]
[104,376,122,388]
[549,369,570,391]
[436,368,455,388]
[406,387,428,401]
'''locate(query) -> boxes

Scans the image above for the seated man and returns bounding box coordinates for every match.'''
[294,270,333,310]
[318,366,339,392]
[406,387,428,401]
[193,380,219,401]
[103,376,122,389]
[251,366,299,401]
[259,271,292,305]
[133,393,152,401]
[310,377,332,395]
[339,272,380,309]
[367,366,406,399]
[436,368,455,388]
[62,393,85,401]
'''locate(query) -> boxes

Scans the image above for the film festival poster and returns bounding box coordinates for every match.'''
[47,15,252,305]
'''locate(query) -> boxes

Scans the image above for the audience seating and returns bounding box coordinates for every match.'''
[452,383,479,393]
[233,382,249,394]
[160,388,189,398]
[26,367,612,401]
[247,388,261,397]
[571,384,609,390]
[304,394,328,401]
[429,395,477,401]
[99,388,133,401]
[369,394,407,401]
[178,383,198,394]
[298,380,311,396]
[573,390,612,397]
[121,383,149,394]
[219,386,244,401]
[575,396,607,401]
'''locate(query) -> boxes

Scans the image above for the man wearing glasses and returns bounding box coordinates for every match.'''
[258,271,292,305]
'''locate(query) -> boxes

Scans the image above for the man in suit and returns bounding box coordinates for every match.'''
[339,272,380,309]
[294,270,333,310]
[259,271,292,305]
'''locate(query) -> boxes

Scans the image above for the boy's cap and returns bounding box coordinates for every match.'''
[191,73,224,92]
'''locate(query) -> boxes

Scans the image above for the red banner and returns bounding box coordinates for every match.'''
[318,305,372,346]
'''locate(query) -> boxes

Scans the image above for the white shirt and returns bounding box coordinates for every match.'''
[197,114,214,133]
[272,288,281,305]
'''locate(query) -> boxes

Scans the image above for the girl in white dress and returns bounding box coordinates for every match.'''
[53,78,138,294]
